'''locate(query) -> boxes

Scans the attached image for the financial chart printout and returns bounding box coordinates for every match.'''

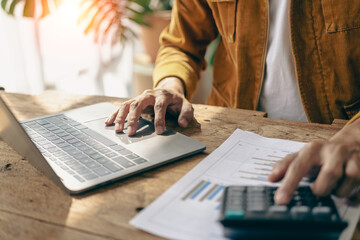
[131,129,360,240]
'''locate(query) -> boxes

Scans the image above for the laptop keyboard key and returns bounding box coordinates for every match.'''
[57,132,69,138]
[105,152,118,158]
[95,157,109,164]
[126,153,139,160]
[93,167,111,176]
[74,175,85,183]
[133,158,148,165]
[68,139,80,144]
[83,173,98,180]
[110,145,125,151]
[85,162,101,169]
[84,149,97,156]
[104,162,123,172]
[118,149,132,156]
[76,167,91,175]
[90,153,103,160]
[78,145,91,152]
[36,119,50,125]
[81,128,117,146]
[113,156,135,168]
[78,156,93,164]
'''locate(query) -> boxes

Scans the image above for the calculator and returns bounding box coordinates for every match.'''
[219,186,348,239]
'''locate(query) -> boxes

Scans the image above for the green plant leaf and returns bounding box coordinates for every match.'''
[9,0,22,15]
[1,0,9,10]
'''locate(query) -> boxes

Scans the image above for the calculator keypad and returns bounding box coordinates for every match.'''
[223,186,341,221]
[220,186,348,239]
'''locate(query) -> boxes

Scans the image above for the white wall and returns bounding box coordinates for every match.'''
[0,0,134,97]
[0,10,44,94]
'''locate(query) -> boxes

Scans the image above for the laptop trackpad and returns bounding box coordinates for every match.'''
[85,117,175,145]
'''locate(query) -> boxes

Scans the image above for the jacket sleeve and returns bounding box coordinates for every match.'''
[152,0,218,100]
[345,111,360,126]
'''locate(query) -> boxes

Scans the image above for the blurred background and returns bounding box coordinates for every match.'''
[0,0,215,103]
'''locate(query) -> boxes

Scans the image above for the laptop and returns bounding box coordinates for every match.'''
[0,95,206,194]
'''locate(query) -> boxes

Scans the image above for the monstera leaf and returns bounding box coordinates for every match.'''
[1,0,61,18]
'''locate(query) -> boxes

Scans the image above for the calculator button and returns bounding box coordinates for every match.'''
[247,186,265,193]
[268,205,288,213]
[312,206,331,217]
[231,186,246,192]
[248,203,266,213]
[290,206,311,219]
[225,209,245,219]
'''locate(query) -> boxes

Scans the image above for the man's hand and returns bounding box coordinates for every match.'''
[105,77,196,136]
[269,118,360,205]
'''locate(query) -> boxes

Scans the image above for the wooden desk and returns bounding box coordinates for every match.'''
[0,91,358,240]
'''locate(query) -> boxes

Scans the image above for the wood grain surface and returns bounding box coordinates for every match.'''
[0,90,358,240]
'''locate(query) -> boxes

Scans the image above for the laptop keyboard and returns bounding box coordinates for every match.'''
[21,114,148,183]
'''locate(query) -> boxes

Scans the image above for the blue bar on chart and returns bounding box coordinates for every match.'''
[182,180,225,202]
[190,181,211,200]
[208,185,224,201]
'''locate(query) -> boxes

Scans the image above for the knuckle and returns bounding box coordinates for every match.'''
[291,159,307,171]
[127,116,138,125]
[183,104,194,114]
[155,89,172,98]
[130,101,140,109]
[115,115,124,123]
[321,165,343,180]
[118,104,127,112]
[305,142,322,152]
[143,89,153,95]
[333,143,347,155]
[155,119,165,126]
[311,185,325,196]
[346,167,360,181]
[157,89,167,95]
[154,102,165,111]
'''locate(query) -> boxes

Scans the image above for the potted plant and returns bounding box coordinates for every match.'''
[79,0,173,61]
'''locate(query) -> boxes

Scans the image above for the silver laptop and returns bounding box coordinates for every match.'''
[0,95,205,194]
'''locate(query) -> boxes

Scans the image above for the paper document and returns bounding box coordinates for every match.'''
[130,129,360,240]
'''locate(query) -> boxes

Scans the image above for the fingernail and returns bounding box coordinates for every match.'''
[275,190,290,204]
[115,123,120,131]
[179,118,188,128]
[105,118,109,123]
[271,168,280,175]
[156,126,164,134]
[127,126,134,135]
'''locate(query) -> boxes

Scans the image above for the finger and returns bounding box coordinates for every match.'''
[178,100,194,128]
[114,102,131,132]
[268,153,297,182]
[335,153,360,197]
[127,95,155,136]
[275,142,322,204]
[311,144,348,196]
[154,96,169,134]
[105,109,119,125]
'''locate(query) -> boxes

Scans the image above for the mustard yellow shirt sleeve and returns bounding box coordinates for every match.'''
[153,0,218,100]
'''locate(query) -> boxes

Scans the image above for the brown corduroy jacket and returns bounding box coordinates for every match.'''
[153,0,360,124]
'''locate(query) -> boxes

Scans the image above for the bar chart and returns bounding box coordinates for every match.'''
[181,180,225,211]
